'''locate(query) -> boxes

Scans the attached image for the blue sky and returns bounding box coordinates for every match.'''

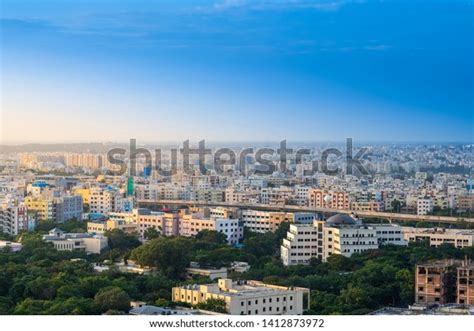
[1,0,473,143]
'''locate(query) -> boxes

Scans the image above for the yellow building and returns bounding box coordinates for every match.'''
[24,196,55,221]
[87,219,138,235]
[73,188,91,205]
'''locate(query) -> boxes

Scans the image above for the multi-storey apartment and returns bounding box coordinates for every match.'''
[103,208,179,238]
[190,189,224,203]
[0,201,28,235]
[179,212,243,245]
[87,218,138,235]
[135,209,179,238]
[281,214,407,265]
[260,187,292,205]
[241,210,315,233]
[24,195,55,221]
[457,194,474,211]
[65,153,103,169]
[417,196,434,215]
[89,187,122,214]
[308,189,350,210]
[24,195,82,223]
[172,278,310,315]
[350,201,385,212]
[224,188,259,204]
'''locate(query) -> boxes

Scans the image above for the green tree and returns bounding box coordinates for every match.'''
[131,237,191,277]
[94,287,130,313]
[105,229,141,251]
[196,298,227,313]
[195,230,227,245]
[144,227,161,240]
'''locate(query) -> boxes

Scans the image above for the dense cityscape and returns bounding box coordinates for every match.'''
[0,142,473,315]
[1,0,473,327]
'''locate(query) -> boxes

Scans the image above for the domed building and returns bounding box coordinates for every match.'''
[325,214,358,226]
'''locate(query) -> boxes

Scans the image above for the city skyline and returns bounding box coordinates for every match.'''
[1,0,473,143]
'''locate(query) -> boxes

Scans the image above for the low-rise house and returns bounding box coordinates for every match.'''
[42,228,108,254]
[186,266,228,280]
[0,240,23,252]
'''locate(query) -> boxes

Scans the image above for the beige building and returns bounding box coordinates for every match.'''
[458,194,474,211]
[179,212,243,245]
[92,208,179,239]
[87,218,138,235]
[42,228,108,254]
[350,201,385,212]
[241,209,314,233]
[403,227,474,248]
[89,187,122,214]
[172,278,310,315]
[309,189,350,210]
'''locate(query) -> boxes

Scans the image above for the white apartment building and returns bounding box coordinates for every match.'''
[403,227,474,248]
[417,196,434,215]
[281,223,319,266]
[294,185,311,206]
[0,201,28,235]
[172,278,310,315]
[281,214,407,265]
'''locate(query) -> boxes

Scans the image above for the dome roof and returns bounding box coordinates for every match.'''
[326,214,357,226]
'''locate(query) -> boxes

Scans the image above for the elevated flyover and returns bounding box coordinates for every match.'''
[137,199,474,224]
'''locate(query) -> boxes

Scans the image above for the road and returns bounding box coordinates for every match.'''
[136,199,474,224]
